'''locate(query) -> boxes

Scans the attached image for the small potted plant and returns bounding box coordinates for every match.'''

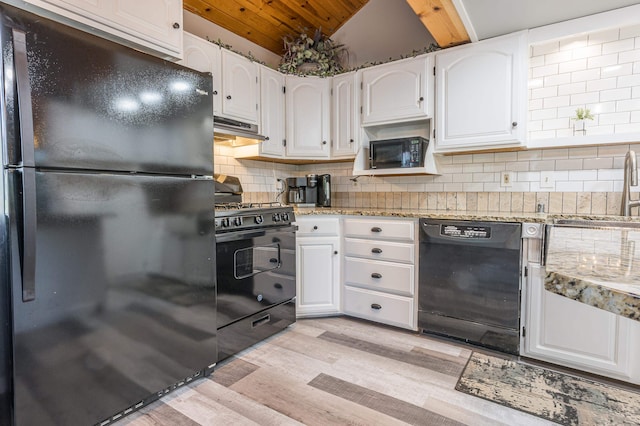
[572,107,594,135]
[278,28,346,77]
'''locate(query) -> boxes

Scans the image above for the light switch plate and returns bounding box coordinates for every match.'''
[540,171,554,188]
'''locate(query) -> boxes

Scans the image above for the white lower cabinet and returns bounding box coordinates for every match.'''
[524,263,640,384]
[342,217,418,330]
[295,216,340,317]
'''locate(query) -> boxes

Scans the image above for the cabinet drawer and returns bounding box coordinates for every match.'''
[344,238,414,263]
[296,217,339,236]
[343,218,414,241]
[344,257,414,295]
[343,286,415,330]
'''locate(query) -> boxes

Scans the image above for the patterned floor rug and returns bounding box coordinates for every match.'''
[455,352,640,425]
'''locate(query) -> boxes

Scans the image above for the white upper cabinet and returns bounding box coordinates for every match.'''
[434,31,527,152]
[24,0,183,59]
[259,66,286,157]
[285,75,331,158]
[221,49,259,124]
[361,55,434,126]
[179,33,221,115]
[331,71,359,159]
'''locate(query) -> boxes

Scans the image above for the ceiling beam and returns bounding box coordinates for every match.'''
[405,0,470,47]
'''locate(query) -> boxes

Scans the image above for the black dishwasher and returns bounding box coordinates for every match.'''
[418,219,522,354]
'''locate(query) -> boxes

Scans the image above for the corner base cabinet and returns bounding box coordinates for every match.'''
[295,216,341,317]
[523,264,640,385]
[342,217,418,330]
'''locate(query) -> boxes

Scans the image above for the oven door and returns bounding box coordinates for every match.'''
[216,226,296,329]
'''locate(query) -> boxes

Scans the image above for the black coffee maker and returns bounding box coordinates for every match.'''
[286,174,331,207]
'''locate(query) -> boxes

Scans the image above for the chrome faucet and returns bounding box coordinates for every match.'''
[620,150,640,216]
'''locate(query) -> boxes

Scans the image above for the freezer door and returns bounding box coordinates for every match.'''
[6,170,216,425]
[1,4,213,175]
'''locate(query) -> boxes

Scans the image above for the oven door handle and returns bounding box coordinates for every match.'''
[216,225,298,242]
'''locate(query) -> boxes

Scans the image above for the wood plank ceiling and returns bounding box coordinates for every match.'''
[183,0,470,56]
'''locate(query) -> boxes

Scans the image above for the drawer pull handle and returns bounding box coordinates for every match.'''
[274,283,283,289]
[371,227,382,233]
[269,258,279,263]
[252,314,271,328]
[371,272,382,279]
[371,303,382,310]
[371,248,382,254]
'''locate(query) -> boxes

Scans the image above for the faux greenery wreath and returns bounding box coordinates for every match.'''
[278,28,345,77]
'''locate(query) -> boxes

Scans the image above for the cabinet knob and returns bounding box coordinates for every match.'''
[371,303,382,310]
[226,95,232,100]
[313,225,318,230]
[371,227,382,233]
[172,22,180,29]
[350,139,354,143]
[419,96,424,102]
[213,90,218,95]
[371,248,382,254]
[322,140,327,145]
[512,121,518,127]
[265,136,270,141]
[371,272,382,279]
[334,250,338,255]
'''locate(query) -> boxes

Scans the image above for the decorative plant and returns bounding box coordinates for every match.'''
[278,28,346,77]
[573,107,594,121]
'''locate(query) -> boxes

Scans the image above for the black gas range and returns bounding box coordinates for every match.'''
[213,177,297,362]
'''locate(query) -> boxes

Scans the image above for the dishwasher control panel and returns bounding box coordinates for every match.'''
[441,224,491,239]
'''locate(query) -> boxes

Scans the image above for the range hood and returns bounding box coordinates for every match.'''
[214,116,266,145]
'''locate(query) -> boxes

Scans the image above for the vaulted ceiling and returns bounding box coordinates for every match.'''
[182,0,470,56]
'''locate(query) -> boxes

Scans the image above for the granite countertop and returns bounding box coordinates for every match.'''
[294,207,640,321]
[544,223,640,322]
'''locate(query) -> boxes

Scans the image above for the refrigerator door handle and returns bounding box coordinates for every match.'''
[18,169,37,302]
[12,28,35,168]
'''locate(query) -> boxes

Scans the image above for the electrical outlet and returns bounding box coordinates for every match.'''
[540,171,554,188]
[500,171,513,187]
[276,179,284,191]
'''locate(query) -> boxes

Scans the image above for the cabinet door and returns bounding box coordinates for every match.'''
[259,66,285,157]
[28,0,183,59]
[331,72,358,158]
[296,237,340,317]
[285,75,331,158]
[361,55,432,125]
[524,264,636,382]
[180,33,221,115]
[435,31,526,152]
[221,49,259,123]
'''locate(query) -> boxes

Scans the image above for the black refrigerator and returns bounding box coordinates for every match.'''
[0,4,217,425]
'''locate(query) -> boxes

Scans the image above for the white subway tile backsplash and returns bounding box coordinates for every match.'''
[556,159,584,170]
[558,82,586,95]
[452,173,474,183]
[556,181,584,191]
[517,171,541,182]
[598,169,623,180]
[586,124,616,135]
[600,87,632,102]
[583,157,614,169]
[615,122,640,133]
[494,152,519,162]
[545,50,573,64]
[424,183,444,192]
[570,92,600,105]
[568,146,598,158]
[511,182,531,192]
[602,38,635,54]
[462,183,484,192]
[571,68,601,82]
[531,108,557,121]
[529,98,543,110]
[472,172,495,183]
[462,163,483,173]
[529,55,545,67]
[619,49,640,63]
[529,130,556,140]
[620,25,640,39]
[584,181,614,192]
[528,120,543,132]
[506,161,530,172]
[560,35,588,50]
[559,58,587,73]
[598,111,631,125]
[443,183,463,192]
[586,77,617,92]
[531,86,558,99]
[543,96,570,108]
[544,73,572,86]
[532,63,559,78]
[483,182,503,192]
[586,53,619,69]
[602,63,633,77]
[532,41,559,57]
[451,154,473,164]
[542,148,569,159]
[530,159,556,171]
[472,153,495,163]
[542,117,570,130]
[568,170,597,180]
[572,45,603,60]
[617,74,640,88]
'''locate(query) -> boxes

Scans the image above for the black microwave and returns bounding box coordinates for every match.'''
[369,136,428,169]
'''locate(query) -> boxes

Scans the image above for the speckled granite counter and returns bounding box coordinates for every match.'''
[294,207,640,321]
[544,223,640,322]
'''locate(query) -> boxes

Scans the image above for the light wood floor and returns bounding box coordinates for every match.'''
[116,317,557,425]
